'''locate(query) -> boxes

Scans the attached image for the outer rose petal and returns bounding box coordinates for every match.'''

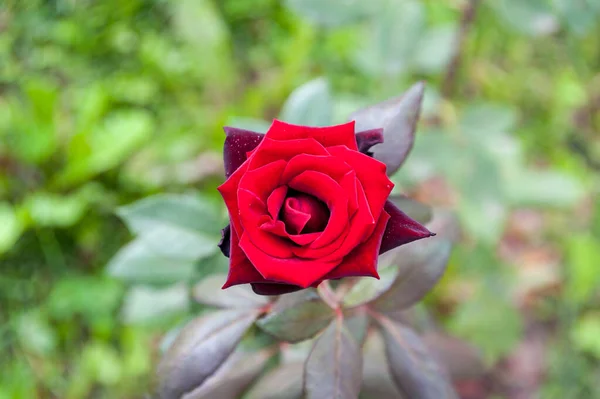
[327,145,393,224]
[218,161,250,236]
[379,200,434,254]
[239,233,339,288]
[265,119,358,151]
[222,225,267,288]
[251,283,303,296]
[248,137,328,170]
[223,127,264,178]
[355,128,384,155]
[320,211,390,281]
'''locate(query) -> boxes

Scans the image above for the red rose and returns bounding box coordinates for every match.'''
[218,120,432,295]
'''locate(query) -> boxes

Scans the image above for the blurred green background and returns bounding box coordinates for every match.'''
[1,0,599,398]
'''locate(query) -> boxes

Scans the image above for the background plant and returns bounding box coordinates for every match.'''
[1,0,598,398]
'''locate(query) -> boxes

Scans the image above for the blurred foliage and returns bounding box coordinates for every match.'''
[0,0,599,397]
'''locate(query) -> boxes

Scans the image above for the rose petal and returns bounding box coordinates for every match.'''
[267,186,288,220]
[251,283,303,296]
[248,137,328,170]
[319,211,390,280]
[327,145,394,223]
[218,161,250,235]
[260,220,321,246]
[238,159,287,202]
[222,225,267,288]
[379,200,434,254]
[218,224,231,258]
[265,119,358,151]
[281,154,352,184]
[238,189,294,258]
[223,127,264,178]
[355,128,384,155]
[239,234,339,288]
[289,170,349,249]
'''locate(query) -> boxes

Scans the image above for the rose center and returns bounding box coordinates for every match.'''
[280,192,330,235]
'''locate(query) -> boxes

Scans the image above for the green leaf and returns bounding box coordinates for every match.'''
[193,274,268,309]
[15,310,57,356]
[413,25,457,73]
[349,82,424,176]
[506,170,585,208]
[118,193,222,261]
[183,349,273,399]
[24,191,88,228]
[280,78,333,126]
[284,0,373,27]
[121,284,189,325]
[106,238,197,285]
[354,0,425,76]
[245,362,304,399]
[369,237,452,312]
[46,276,123,322]
[492,0,558,36]
[572,313,600,358]
[256,290,334,343]
[565,234,600,304]
[58,110,153,186]
[345,313,369,346]
[377,315,457,399]
[304,318,363,399]
[157,309,259,399]
[0,202,23,254]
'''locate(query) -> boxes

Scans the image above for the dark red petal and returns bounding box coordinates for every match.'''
[267,186,288,220]
[223,127,264,178]
[327,145,394,223]
[238,159,287,202]
[265,119,358,151]
[321,211,390,280]
[260,220,320,246]
[238,189,294,258]
[356,128,384,155]
[217,161,250,236]
[222,226,267,288]
[379,200,434,254]
[251,283,303,296]
[248,137,328,170]
[289,170,349,249]
[218,224,231,258]
[283,194,329,234]
[239,233,339,288]
[281,154,352,184]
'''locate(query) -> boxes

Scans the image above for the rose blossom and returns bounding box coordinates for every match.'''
[218,120,432,295]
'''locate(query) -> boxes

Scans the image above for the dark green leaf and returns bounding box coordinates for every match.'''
[361,331,404,399]
[118,193,222,261]
[280,78,332,126]
[349,82,424,176]
[304,318,362,399]
[121,284,189,325]
[183,349,273,399]
[370,237,452,312]
[107,238,196,285]
[377,315,457,399]
[157,309,259,399]
[246,362,304,399]
[256,290,334,343]
[193,274,268,309]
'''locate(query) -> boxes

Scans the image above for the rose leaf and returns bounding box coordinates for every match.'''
[256,290,334,343]
[304,318,363,399]
[245,362,304,399]
[193,274,268,309]
[156,309,259,399]
[349,82,424,176]
[376,315,457,399]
